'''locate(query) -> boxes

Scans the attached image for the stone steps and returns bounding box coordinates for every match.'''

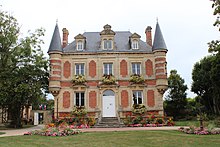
[95,117,125,128]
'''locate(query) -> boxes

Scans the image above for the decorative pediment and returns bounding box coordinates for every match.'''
[129,33,141,39]
[100,24,115,35]
[74,34,86,39]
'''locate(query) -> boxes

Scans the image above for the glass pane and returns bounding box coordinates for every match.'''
[103,90,115,96]
[104,40,107,49]
[81,64,84,75]
[132,64,135,74]
[109,64,112,74]
[137,64,140,74]
[108,40,112,49]
[76,93,79,106]
[133,93,137,104]
[76,64,79,75]
[81,93,85,106]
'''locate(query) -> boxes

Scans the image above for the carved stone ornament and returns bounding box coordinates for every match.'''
[100,24,115,35]
[129,32,141,39]
[74,34,86,39]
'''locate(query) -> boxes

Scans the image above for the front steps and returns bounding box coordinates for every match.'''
[95,117,124,128]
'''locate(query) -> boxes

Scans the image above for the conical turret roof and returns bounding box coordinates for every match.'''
[48,23,62,53]
[152,22,167,51]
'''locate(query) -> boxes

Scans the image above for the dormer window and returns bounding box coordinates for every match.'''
[132,40,139,49]
[100,24,115,50]
[129,33,141,50]
[77,41,83,51]
[103,39,113,50]
[74,34,86,51]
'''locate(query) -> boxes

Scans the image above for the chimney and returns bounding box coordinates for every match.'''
[62,28,69,48]
[145,26,152,46]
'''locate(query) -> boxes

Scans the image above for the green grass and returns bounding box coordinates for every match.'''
[175,120,200,127]
[0,132,5,135]
[0,131,220,147]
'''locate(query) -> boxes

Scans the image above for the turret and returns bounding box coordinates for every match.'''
[48,23,62,97]
[153,22,168,95]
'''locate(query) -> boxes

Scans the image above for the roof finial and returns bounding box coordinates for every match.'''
[156,17,159,23]
[56,19,58,24]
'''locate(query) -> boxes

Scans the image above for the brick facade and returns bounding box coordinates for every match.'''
[89,91,97,108]
[146,59,153,76]
[89,60,96,78]
[147,90,155,107]
[120,60,128,77]
[121,90,129,108]
[63,91,70,108]
[63,61,71,78]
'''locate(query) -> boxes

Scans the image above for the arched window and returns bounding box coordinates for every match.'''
[77,41,83,50]
[103,90,115,96]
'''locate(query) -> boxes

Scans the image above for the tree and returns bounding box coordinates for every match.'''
[0,9,48,128]
[164,70,188,120]
[191,56,220,115]
[208,0,220,54]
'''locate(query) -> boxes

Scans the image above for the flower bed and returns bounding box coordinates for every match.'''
[72,74,86,85]
[24,123,81,136]
[178,127,220,135]
[123,114,175,127]
[129,74,144,84]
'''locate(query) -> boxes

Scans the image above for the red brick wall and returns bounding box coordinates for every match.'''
[147,90,155,107]
[87,81,98,86]
[145,80,156,85]
[120,60,128,77]
[61,81,72,87]
[50,59,61,64]
[121,90,129,108]
[89,91,97,108]
[145,59,153,76]
[63,91,70,108]
[63,61,71,78]
[155,57,166,62]
[89,60,96,78]
[118,81,130,86]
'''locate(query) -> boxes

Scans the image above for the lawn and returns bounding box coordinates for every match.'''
[0,130,220,147]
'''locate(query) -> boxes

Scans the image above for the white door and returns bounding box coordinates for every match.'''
[34,112,39,125]
[103,96,116,117]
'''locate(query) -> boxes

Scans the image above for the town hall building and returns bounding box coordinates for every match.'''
[48,22,168,121]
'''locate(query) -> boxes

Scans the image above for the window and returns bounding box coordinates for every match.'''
[103,63,113,75]
[133,91,143,104]
[75,92,85,106]
[75,63,84,75]
[103,40,112,50]
[132,63,141,75]
[77,41,83,50]
[132,40,138,49]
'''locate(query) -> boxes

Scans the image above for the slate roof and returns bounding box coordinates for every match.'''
[63,31,152,53]
[152,22,167,50]
[48,23,62,53]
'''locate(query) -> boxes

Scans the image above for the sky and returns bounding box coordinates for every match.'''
[1,0,219,98]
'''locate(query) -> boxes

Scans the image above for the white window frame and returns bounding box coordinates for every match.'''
[103,63,113,75]
[133,91,143,105]
[103,39,113,50]
[75,63,85,75]
[132,40,139,49]
[77,41,83,51]
[75,92,85,106]
[132,63,141,75]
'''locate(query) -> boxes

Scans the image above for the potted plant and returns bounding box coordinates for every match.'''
[129,74,144,84]
[132,104,146,115]
[101,74,116,85]
[72,74,86,85]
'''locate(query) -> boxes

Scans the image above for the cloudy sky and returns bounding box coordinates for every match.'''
[1,0,219,98]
